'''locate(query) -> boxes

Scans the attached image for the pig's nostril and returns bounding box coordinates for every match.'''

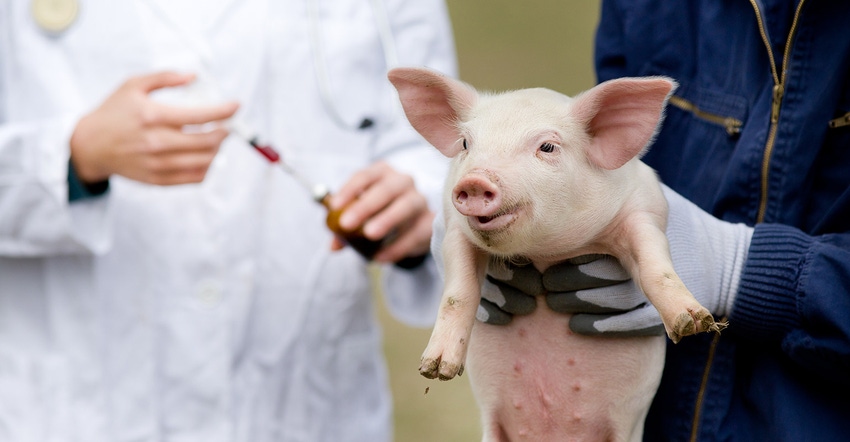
[484,191,495,201]
[456,191,469,203]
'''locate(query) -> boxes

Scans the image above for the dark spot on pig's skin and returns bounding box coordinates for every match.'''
[476,232,493,247]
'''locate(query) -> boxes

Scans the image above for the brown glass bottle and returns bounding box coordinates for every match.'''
[244,138,422,265]
[318,191,385,260]
[315,188,427,268]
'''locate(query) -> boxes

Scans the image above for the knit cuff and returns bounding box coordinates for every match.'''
[730,223,810,342]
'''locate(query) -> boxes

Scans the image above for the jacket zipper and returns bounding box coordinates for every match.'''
[689,323,724,442]
[754,0,807,223]
[688,2,807,440]
[668,95,743,136]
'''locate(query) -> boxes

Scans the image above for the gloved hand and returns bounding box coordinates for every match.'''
[479,184,754,337]
[480,255,665,336]
[427,207,654,329]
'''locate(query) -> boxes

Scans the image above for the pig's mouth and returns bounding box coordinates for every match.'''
[467,208,518,231]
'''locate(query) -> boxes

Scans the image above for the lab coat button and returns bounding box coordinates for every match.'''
[32,0,79,34]
[196,281,223,307]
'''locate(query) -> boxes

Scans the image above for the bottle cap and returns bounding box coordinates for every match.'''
[312,184,330,202]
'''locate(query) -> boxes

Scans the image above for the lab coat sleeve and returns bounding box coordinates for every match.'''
[0,115,112,256]
[381,208,447,327]
[372,0,456,326]
[0,0,111,257]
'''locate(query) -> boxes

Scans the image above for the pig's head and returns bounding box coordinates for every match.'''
[388,67,675,261]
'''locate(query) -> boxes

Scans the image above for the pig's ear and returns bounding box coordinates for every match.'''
[571,77,677,170]
[388,67,478,158]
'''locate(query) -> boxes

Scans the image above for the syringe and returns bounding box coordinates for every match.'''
[230,121,392,261]
[229,121,330,204]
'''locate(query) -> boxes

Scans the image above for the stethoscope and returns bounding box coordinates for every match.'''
[31,0,401,132]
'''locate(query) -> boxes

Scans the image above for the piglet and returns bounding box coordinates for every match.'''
[388,67,723,442]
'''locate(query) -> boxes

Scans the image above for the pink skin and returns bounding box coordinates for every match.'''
[389,67,721,441]
[467,303,665,442]
[453,172,517,231]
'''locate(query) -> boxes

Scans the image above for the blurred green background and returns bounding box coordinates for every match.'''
[379,1,602,441]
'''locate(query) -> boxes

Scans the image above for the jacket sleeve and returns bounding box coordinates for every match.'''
[0,115,112,256]
[732,224,850,384]
[369,0,456,327]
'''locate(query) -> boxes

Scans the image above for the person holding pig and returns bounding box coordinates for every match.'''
[480,1,850,440]
[0,0,455,440]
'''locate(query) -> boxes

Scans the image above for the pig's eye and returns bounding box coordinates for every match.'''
[462,138,468,150]
[539,142,556,153]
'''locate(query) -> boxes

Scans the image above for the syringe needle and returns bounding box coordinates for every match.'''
[230,121,329,201]
[230,121,425,266]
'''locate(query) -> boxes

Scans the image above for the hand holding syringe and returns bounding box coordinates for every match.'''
[230,121,415,262]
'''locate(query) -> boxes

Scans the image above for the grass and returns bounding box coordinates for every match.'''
[380,2,602,440]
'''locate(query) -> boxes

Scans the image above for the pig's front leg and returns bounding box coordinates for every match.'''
[618,214,725,344]
[420,220,488,380]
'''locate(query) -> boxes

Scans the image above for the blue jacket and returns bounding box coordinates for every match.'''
[596,1,850,440]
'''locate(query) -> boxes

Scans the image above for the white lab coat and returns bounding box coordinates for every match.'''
[0,0,455,440]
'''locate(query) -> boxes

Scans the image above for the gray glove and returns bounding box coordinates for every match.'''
[479,184,753,337]
[480,255,665,336]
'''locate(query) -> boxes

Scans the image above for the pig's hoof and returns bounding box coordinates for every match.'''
[708,317,729,333]
[419,357,463,380]
[668,307,725,343]
[438,361,464,381]
[419,358,440,379]
[667,312,694,344]
[691,307,727,335]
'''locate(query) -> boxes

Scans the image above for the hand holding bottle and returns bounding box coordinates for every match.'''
[328,161,434,264]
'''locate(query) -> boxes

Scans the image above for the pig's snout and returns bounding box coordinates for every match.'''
[453,173,502,217]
